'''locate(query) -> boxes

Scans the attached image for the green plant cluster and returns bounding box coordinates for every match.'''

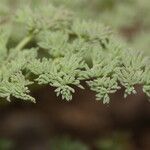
[0,3,149,104]
[50,136,89,150]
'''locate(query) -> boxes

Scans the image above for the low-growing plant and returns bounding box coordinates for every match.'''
[0,139,13,150]
[50,136,89,150]
[0,3,150,104]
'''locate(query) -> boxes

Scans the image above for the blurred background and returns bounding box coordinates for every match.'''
[0,0,150,149]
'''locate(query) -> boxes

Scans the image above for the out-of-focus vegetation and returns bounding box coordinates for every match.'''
[50,136,89,150]
[1,0,150,54]
[0,133,132,150]
[96,132,131,150]
[0,139,13,150]
[51,0,150,54]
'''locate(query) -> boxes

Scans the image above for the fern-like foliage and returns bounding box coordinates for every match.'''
[0,4,149,104]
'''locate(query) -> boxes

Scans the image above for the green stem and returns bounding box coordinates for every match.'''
[15,34,34,51]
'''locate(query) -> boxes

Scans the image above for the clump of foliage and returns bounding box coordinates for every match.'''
[50,133,132,150]
[50,136,89,150]
[0,3,149,104]
[96,132,131,150]
[0,139,13,150]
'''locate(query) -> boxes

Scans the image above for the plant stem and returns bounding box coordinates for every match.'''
[15,34,34,51]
